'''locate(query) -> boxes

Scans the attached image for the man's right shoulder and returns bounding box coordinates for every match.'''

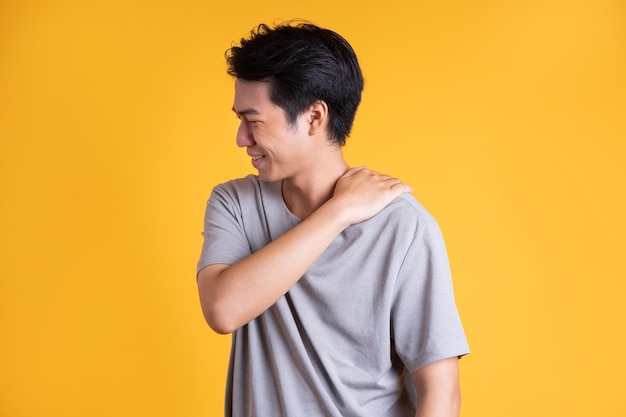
[209,174,263,201]
[212,174,259,192]
[209,175,282,212]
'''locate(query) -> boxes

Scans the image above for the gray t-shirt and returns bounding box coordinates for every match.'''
[197,175,469,417]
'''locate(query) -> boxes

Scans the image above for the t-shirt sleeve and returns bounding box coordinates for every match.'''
[391,220,470,374]
[196,184,253,274]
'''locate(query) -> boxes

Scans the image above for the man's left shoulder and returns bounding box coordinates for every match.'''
[384,193,437,225]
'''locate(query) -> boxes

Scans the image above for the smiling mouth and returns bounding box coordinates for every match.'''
[250,155,265,168]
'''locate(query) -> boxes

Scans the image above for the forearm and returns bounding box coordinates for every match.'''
[198,199,349,333]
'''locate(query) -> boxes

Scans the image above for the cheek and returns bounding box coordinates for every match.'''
[292,116,309,135]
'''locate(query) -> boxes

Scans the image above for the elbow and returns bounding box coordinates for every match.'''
[205,316,238,335]
[201,300,241,335]
[198,267,242,334]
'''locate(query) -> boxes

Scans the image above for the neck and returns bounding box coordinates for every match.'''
[281,150,349,219]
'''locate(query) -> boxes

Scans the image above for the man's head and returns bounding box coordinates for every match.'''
[226,21,364,146]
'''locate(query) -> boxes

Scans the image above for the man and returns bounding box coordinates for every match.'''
[197,21,469,417]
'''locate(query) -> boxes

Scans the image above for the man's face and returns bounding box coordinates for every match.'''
[232,79,312,182]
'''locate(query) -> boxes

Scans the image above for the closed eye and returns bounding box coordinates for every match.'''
[231,108,262,126]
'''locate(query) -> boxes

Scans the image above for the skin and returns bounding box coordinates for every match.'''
[197,79,461,417]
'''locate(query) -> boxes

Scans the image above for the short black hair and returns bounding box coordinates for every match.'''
[226,21,364,146]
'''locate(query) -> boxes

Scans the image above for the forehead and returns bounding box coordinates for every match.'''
[233,79,274,113]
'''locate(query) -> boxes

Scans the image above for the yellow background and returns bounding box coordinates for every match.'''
[1,0,624,416]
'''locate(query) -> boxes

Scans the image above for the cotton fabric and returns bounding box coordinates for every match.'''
[197,175,469,417]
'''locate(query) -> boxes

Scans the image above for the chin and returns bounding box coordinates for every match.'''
[256,171,282,183]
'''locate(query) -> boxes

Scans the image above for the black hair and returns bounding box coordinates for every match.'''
[226,21,364,146]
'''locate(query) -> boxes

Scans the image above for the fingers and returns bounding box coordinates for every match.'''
[340,166,368,178]
[340,167,413,195]
[390,181,414,195]
[331,167,413,225]
[379,178,412,198]
[342,167,393,181]
[382,176,413,192]
[368,169,412,193]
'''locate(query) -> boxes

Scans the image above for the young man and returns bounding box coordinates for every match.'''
[197,21,469,417]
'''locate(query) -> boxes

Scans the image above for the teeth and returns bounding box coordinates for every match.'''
[252,156,263,160]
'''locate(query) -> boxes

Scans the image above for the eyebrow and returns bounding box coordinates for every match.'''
[232,107,260,116]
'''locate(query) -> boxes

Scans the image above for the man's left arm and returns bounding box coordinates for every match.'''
[411,357,462,417]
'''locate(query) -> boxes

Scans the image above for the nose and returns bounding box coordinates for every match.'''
[236,120,256,148]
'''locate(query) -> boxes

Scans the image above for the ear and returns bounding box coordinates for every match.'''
[307,100,329,136]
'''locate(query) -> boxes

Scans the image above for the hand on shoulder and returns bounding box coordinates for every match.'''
[329,167,412,225]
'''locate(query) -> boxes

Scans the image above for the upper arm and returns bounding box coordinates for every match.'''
[197,263,229,289]
[411,357,461,417]
[392,220,469,372]
[197,182,255,274]
[411,357,460,393]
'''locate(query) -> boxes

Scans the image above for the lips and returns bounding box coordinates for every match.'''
[250,154,265,168]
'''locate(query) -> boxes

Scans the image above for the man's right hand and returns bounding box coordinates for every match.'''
[329,167,413,226]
